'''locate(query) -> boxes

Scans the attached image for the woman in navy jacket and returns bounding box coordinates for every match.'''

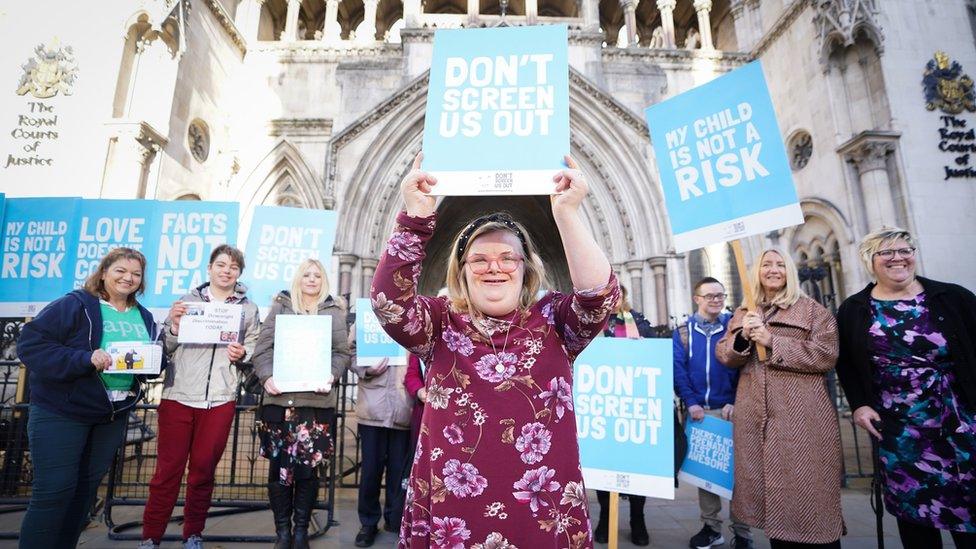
[16,247,165,549]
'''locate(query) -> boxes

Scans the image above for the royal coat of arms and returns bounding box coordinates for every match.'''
[923,51,976,115]
[15,43,79,99]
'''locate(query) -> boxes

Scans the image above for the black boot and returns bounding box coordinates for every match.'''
[593,490,609,543]
[292,477,319,549]
[267,482,293,549]
[629,495,649,546]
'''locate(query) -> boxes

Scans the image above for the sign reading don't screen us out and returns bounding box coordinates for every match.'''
[574,338,674,499]
[423,25,570,196]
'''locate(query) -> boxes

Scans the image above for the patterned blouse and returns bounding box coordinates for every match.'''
[371,212,619,548]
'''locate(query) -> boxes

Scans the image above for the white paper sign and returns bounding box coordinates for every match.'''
[177,302,244,345]
[273,315,333,393]
[104,341,163,375]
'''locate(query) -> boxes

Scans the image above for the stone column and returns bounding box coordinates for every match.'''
[467,0,479,23]
[357,0,379,43]
[625,260,645,313]
[338,253,359,298]
[101,122,167,199]
[656,0,677,48]
[283,0,301,41]
[746,0,762,42]
[693,0,714,50]
[322,0,342,43]
[361,258,379,297]
[846,141,898,231]
[234,0,266,42]
[648,257,669,326]
[581,0,601,31]
[619,0,638,47]
[404,0,423,27]
[729,0,751,50]
[526,0,539,24]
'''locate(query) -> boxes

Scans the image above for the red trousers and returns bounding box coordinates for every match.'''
[142,400,235,541]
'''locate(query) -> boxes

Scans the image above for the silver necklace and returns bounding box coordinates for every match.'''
[483,311,518,373]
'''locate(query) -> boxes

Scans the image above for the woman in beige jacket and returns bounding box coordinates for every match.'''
[716,248,843,548]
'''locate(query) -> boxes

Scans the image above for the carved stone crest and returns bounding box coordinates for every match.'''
[923,51,976,115]
[15,43,79,99]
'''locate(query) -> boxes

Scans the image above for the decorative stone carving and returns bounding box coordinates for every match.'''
[814,0,884,64]
[268,118,334,137]
[788,131,813,171]
[187,119,210,163]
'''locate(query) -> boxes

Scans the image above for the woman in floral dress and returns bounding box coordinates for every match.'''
[371,153,619,548]
[837,227,976,548]
[252,258,352,549]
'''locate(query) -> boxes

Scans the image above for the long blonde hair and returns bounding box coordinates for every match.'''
[446,215,549,320]
[747,248,803,309]
[289,258,330,314]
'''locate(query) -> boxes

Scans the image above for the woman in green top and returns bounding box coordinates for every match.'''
[17,247,164,548]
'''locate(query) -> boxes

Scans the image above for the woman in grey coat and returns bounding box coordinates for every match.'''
[251,258,352,549]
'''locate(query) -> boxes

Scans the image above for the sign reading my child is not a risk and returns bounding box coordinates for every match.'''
[645,61,803,253]
[574,338,674,499]
[422,25,570,196]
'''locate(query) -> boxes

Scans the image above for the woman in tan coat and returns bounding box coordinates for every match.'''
[716,248,843,548]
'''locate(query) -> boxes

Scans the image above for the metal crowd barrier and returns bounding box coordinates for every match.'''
[0,316,873,543]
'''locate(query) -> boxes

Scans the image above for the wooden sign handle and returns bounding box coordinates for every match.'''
[730,241,768,361]
[608,491,619,549]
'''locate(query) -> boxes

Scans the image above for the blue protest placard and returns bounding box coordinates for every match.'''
[356,297,407,366]
[645,61,803,252]
[0,197,80,316]
[242,205,338,309]
[144,201,238,309]
[423,25,569,195]
[574,338,674,499]
[678,415,734,499]
[72,199,157,290]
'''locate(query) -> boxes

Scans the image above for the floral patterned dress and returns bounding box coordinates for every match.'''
[371,212,619,549]
[869,293,976,532]
[257,406,335,486]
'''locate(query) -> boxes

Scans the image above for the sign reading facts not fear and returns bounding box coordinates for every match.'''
[573,337,675,500]
[422,25,570,196]
[645,61,803,252]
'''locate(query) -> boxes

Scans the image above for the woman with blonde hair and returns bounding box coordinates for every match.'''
[716,248,843,548]
[836,227,975,547]
[371,153,618,548]
[251,258,352,549]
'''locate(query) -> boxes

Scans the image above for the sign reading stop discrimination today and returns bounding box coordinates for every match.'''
[143,201,238,309]
[422,25,570,196]
[645,61,803,252]
[0,197,80,316]
[356,298,408,366]
[574,338,674,499]
[678,415,735,499]
[242,205,338,309]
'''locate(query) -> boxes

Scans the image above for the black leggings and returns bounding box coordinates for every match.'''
[897,518,976,549]
[769,540,840,549]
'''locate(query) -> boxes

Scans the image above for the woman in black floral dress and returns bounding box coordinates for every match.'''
[252,258,352,549]
[837,228,976,548]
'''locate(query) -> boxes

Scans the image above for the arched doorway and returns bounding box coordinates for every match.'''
[417,196,571,296]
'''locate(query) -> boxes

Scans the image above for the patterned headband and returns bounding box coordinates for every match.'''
[454,213,529,262]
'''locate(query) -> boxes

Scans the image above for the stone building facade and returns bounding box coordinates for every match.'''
[5,0,976,321]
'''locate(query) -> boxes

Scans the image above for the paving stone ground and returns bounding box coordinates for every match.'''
[0,478,957,548]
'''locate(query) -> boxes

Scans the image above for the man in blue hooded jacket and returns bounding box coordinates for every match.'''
[674,277,752,549]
